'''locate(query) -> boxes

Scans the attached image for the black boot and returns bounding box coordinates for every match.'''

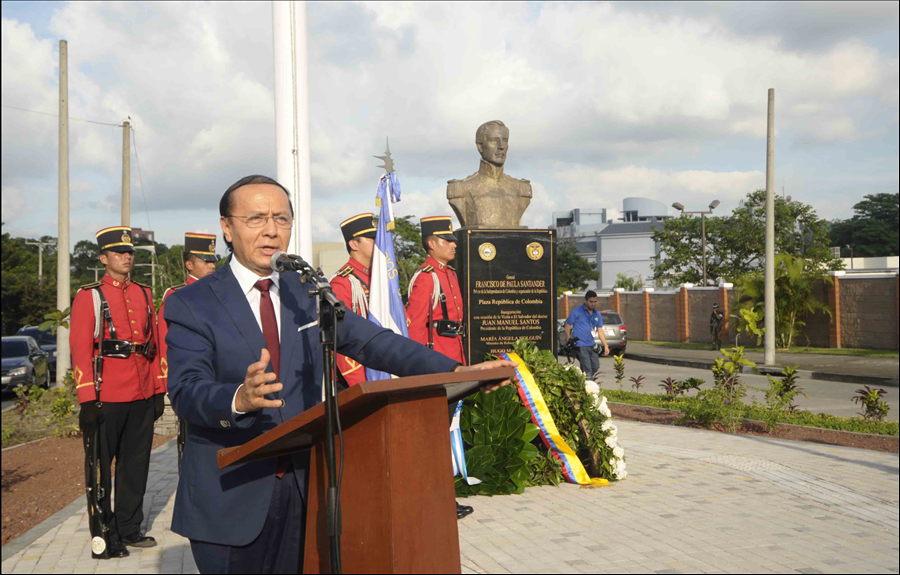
[456,501,474,520]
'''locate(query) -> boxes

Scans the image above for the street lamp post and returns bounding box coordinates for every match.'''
[672,200,720,286]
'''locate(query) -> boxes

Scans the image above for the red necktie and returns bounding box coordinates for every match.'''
[254,279,280,376]
[254,279,289,477]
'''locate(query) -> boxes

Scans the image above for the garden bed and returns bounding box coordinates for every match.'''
[1,433,174,546]
[610,402,899,453]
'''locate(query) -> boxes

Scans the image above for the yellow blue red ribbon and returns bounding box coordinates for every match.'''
[500,352,601,485]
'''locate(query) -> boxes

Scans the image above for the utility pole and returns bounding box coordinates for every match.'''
[56,39,70,388]
[764,88,776,366]
[122,120,131,226]
[25,240,57,283]
[89,266,105,282]
[273,1,312,261]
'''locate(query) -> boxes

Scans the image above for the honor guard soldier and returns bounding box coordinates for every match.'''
[329,213,377,387]
[157,233,218,474]
[407,216,473,519]
[407,216,466,365]
[70,226,164,559]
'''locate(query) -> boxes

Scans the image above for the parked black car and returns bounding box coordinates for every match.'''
[16,325,58,379]
[1,336,51,393]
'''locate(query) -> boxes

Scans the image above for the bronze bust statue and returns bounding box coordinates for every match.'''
[447,120,532,228]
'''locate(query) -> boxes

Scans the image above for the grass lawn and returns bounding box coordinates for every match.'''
[641,340,899,358]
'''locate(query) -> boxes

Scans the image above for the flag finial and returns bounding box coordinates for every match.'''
[374,137,394,174]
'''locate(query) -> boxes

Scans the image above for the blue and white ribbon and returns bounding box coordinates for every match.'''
[450,400,481,486]
[366,172,410,381]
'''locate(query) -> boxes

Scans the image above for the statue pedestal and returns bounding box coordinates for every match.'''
[453,228,557,364]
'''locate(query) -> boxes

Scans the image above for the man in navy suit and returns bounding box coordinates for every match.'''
[164,175,514,574]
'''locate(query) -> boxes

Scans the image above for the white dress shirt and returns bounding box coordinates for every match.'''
[230,255,281,341]
[230,255,282,415]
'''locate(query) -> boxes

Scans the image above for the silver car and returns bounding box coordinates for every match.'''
[557,310,627,356]
[1,336,51,392]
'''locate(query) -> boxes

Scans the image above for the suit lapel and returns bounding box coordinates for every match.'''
[210,262,267,360]
[278,270,310,384]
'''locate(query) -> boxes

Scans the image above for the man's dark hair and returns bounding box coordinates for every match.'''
[585,290,597,299]
[219,175,294,251]
[424,235,439,253]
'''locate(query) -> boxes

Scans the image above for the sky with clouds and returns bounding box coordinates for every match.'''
[2,1,897,254]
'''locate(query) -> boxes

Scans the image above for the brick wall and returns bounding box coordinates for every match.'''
[554,273,898,351]
[650,293,677,342]
[619,293,644,340]
[688,289,719,344]
[840,277,898,350]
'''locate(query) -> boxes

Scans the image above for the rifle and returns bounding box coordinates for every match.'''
[84,419,110,558]
[86,288,110,558]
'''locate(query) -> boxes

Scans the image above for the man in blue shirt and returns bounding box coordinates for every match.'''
[564,290,609,378]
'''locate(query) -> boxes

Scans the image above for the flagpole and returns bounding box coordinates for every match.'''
[272,1,312,260]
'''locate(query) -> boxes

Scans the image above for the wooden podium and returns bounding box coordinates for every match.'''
[217,367,514,574]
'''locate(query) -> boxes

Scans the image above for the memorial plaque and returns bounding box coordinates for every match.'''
[454,229,557,364]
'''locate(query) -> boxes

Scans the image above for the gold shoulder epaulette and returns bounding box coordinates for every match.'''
[133,280,151,289]
[421,264,434,273]
[168,282,187,292]
[337,265,353,277]
[79,280,103,291]
[447,264,456,271]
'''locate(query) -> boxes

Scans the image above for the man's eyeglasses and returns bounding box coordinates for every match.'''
[227,215,293,229]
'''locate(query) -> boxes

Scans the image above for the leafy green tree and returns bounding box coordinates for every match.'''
[652,190,842,286]
[391,215,426,302]
[1,225,59,334]
[612,272,644,291]
[829,193,899,257]
[735,255,832,349]
[556,239,599,296]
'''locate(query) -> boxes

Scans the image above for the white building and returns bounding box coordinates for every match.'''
[551,198,672,290]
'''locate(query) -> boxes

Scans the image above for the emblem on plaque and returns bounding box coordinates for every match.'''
[478,242,497,261]
[121,232,132,244]
[209,241,216,252]
[526,242,544,261]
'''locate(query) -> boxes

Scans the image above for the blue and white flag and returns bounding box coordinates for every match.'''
[365,172,409,381]
[450,400,482,485]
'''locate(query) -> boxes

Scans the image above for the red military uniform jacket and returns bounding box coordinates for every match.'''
[407,256,466,365]
[157,274,199,393]
[70,274,163,405]
[330,258,371,386]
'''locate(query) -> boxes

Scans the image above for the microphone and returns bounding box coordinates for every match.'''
[270,251,313,274]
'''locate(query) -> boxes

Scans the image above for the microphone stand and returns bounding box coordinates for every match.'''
[296,262,344,574]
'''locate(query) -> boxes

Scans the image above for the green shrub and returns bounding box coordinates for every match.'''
[852,386,890,421]
[599,389,898,436]
[49,389,76,422]
[613,355,625,390]
[455,385,538,496]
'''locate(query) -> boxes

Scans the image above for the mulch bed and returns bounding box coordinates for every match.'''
[610,403,899,454]
[1,434,174,547]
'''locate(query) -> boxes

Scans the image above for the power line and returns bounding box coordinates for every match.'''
[1,104,122,127]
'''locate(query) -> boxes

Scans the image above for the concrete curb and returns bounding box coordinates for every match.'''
[625,353,899,388]
[0,437,177,563]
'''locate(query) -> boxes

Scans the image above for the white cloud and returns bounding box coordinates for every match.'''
[1,2,897,249]
[1,185,31,221]
[555,164,765,209]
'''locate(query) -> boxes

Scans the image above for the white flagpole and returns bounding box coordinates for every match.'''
[272,1,313,260]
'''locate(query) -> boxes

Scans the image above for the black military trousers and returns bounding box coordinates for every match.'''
[83,397,155,542]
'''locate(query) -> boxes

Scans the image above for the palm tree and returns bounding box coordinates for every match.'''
[735,255,832,349]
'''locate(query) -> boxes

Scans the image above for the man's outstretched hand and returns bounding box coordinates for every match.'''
[454,358,519,393]
[234,349,284,413]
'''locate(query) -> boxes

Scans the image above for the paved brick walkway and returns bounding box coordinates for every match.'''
[3,421,898,574]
